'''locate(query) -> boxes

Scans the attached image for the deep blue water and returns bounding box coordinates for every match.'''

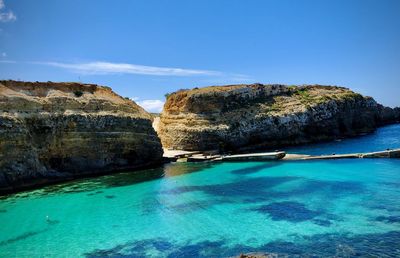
[284,123,400,155]
[0,124,399,257]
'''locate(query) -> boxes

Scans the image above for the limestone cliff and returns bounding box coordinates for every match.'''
[158,84,399,151]
[0,80,163,193]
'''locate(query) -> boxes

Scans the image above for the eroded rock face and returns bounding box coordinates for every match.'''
[158,84,398,151]
[0,80,163,193]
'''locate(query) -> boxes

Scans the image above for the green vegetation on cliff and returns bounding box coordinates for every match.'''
[158,83,398,151]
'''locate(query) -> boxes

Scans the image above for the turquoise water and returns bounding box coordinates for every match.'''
[0,125,400,257]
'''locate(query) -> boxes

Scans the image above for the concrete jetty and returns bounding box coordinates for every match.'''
[214,151,286,161]
[163,148,400,163]
[163,149,286,162]
[283,148,400,161]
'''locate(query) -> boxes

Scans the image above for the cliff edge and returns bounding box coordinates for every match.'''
[0,80,163,193]
[158,84,399,151]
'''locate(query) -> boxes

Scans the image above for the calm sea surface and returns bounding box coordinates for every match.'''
[1,124,399,257]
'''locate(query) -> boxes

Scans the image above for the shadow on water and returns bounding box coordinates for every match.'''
[375,215,400,224]
[84,231,400,258]
[0,229,49,247]
[250,201,334,227]
[161,176,300,197]
[368,203,400,213]
[1,162,216,200]
[269,179,365,200]
[0,217,61,247]
[153,172,367,227]
[381,181,400,188]
[156,175,364,221]
[142,198,234,215]
[251,201,321,222]
[229,162,282,175]
[166,199,229,213]
[162,175,364,203]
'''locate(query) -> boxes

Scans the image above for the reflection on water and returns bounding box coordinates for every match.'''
[1,159,399,257]
[0,162,215,202]
[0,124,399,257]
[163,162,216,177]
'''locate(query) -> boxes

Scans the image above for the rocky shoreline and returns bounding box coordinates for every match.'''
[0,81,399,194]
[0,80,163,194]
[158,84,399,152]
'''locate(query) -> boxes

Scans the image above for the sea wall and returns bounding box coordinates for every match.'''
[0,80,163,193]
[158,84,399,151]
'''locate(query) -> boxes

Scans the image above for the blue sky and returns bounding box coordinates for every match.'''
[1,0,399,112]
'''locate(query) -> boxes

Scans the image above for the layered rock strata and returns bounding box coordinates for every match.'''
[0,80,163,193]
[158,84,399,151]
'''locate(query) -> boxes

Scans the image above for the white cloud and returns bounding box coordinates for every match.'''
[0,11,16,22]
[0,60,15,63]
[0,0,16,22]
[200,73,255,85]
[38,61,221,76]
[130,96,140,101]
[136,99,165,113]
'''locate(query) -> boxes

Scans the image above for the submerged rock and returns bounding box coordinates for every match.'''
[158,84,399,151]
[0,80,163,193]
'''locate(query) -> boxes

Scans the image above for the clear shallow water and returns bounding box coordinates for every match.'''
[0,125,400,257]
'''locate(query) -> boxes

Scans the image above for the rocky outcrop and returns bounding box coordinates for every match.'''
[158,84,399,152]
[377,105,400,123]
[0,80,163,193]
[393,107,400,121]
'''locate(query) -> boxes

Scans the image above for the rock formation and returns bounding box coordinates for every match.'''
[158,84,399,151]
[0,80,163,193]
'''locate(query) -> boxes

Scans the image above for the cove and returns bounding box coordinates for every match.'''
[0,124,399,257]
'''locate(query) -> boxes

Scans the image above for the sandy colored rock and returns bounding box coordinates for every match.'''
[0,80,163,193]
[158,84,398,151]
